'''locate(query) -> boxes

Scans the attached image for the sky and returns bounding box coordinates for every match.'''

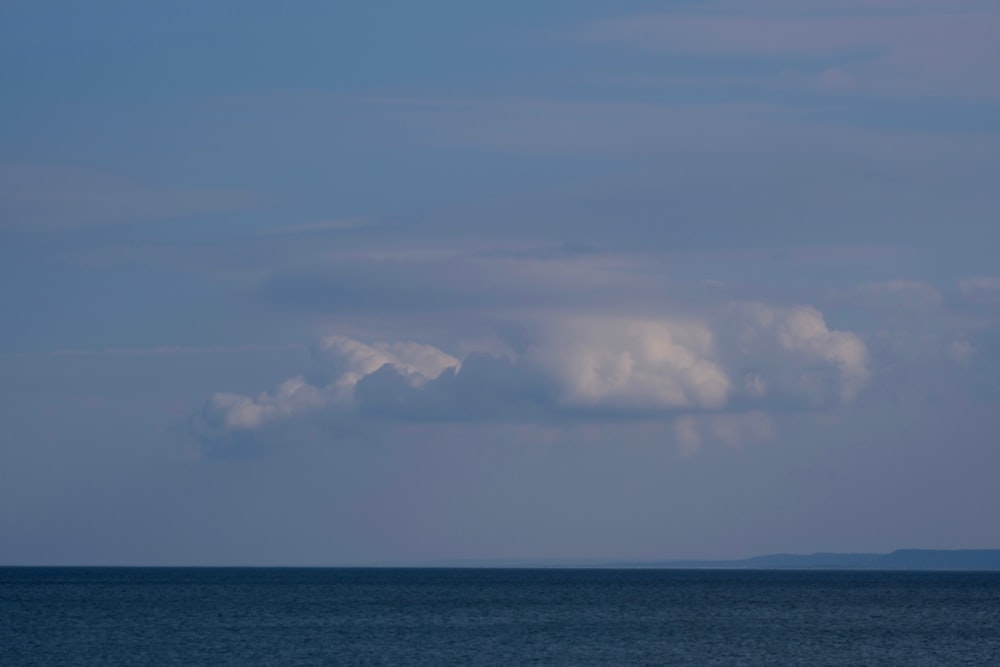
[2,0,999,566]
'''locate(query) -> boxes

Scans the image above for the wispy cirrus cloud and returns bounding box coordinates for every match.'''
[960,277,1000,307]
[582,5,1000,99]
[852,280,944,312]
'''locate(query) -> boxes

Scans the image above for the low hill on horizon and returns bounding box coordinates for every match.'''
[642,549,1000,571]
[424,549,1000,570]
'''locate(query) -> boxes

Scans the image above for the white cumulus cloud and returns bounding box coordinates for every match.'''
[208,377,327,431]
[199,337,460,436]
[316,335,460,400]
[526,317,730,411]
[195,303,869,453]
[729,304,869,403]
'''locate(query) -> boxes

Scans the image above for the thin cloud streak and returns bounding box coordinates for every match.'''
[583,7,1000,99]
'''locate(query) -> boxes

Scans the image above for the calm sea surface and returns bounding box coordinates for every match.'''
[3,567,999,665]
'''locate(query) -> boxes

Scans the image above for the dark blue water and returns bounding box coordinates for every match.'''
[3,568,1000,665]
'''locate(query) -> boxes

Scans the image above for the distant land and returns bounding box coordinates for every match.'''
[638,549,1000,571]
[427,549,1000,570]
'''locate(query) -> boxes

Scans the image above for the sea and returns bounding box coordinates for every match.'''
[3,567,999,665]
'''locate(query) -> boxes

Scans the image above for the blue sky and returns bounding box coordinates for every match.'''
[2,0,999,565]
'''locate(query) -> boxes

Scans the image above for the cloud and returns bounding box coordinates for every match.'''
[316,336,462,405]
[583,8,1000,98]
[853,280,943,311]
[195,337,461,438]
[365,96,999,252]
[725,304,869,403]
[959,277,1000,307]
[776,307,869,401]
[947,339,976,365]
[831,277,1000,375]
[261,245,665,317]
[524,317,730,411]
[194,304,868,453]
[208,377,327,431]
[257,218,371,236]
[673,412,775,458]
[392,98,786,156]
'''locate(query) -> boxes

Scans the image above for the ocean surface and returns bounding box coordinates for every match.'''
[3,567,1000,665]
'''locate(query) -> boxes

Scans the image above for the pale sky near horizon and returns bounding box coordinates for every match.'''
[2,0,999,566]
